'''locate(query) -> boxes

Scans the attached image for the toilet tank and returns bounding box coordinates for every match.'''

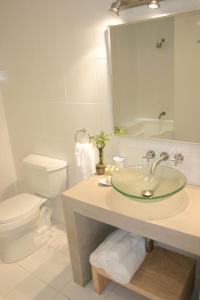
[23,154,67,198]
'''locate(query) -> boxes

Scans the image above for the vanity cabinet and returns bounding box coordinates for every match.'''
[62,176,200,297]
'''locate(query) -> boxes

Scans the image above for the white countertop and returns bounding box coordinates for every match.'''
[63,176,200,255]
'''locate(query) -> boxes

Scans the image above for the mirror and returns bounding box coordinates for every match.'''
[109,9,200,143]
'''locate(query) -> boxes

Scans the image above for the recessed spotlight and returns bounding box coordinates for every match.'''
[109,0,122,16]
[148,0,160,9]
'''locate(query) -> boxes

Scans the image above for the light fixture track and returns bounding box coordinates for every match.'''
[109,0,161,15]
[148,0,160,9]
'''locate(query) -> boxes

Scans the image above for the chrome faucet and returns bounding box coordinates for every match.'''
[150,152,169,176]
[158,111,166,120]
[171,153,184,166]
[143,150,156,163]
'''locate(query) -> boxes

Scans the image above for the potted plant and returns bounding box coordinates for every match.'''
[114,126,127,135]
[91,131,110,175]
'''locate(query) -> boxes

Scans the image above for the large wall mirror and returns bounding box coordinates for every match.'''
[109,9,200,143]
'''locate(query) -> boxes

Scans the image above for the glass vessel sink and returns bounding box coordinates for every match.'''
[111,165,186,201]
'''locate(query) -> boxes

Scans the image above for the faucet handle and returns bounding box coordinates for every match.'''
[160,152,169,161]
[143,150,156,162]
[170,153,184,166]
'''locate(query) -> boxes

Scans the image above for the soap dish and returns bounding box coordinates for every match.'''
[99,177,112,186]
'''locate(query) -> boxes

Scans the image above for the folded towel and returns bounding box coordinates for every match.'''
[75,142,96,179]
[105,238,146,285]
[106,234,143,264]
[89,229,127,269]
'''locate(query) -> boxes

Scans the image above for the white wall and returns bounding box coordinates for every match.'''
[0,0,118,191]
[0,0,200,224]
[136,17,174,120]
[0,0,118,223]
[111,24,137,126]
[0,89,16,201]
[174,10,200,142]
[111,17,174,126]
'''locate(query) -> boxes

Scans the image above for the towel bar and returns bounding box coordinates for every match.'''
[75,128,91,143]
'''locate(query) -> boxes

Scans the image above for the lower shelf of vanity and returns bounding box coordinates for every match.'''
[91,247,196,300]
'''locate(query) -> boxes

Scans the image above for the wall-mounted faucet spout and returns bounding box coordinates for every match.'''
[156,38,165,48]
[150,152,169,176]
[158,111,166,120]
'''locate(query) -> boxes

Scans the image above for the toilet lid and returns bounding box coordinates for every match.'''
[0,193,46,224]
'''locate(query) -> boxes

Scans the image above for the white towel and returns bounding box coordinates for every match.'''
[105,238,146,285]
[89,230,127,269]
[75,142,96,179]
[105,234,143,265]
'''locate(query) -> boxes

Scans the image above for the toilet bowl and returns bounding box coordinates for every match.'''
[0,193,52,263]
[0,154,67,263]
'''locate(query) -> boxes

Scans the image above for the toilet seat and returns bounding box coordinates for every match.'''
[0,193,47,225]
[0,192,51,263]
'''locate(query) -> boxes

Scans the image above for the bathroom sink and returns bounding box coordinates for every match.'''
[111,165,186,201]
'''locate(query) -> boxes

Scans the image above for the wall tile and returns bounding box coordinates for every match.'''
[95,59,110,102]
[45,102,101,140]
[38,66,66,101]
[64,60,98,102]
[0,90,16,201]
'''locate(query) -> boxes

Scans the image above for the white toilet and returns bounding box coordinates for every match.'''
[0,154,67,263]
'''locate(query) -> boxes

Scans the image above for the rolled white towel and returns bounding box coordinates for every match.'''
[105,238,146,285]
[89,229,127,269]
[75,142,96,179]
[106,234,143,264]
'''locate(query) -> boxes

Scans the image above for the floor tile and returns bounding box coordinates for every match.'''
[18,232,71,291]
[47,225,69,253]
[33,255,72,291]
[53,293,70,300]
[18,240,69,273]
[18,244,58,272]
[0,263,28,296]
[62,280,113,300]
[4,274,57,300]
[0,226,151,300]
[105,284,148,300]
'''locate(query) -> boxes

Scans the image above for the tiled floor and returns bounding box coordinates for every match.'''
[0,225,147,300]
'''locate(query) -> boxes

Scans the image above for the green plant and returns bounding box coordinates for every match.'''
[114,126,127,135]
[91,131,110,165]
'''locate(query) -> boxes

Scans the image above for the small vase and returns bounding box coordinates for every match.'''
[96,147,105,175]
[96,163,105,175]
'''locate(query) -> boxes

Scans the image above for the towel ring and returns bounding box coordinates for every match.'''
[75,128,91,143]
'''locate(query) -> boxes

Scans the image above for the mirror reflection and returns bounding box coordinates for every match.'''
[109,10,200,143]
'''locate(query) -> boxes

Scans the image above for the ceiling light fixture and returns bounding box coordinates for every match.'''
[147,0,160,9]
[109,0,122,16]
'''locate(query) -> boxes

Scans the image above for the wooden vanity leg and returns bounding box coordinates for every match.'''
[62,198,114,286]
[191,257,200,300]
[92,266,111,294]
